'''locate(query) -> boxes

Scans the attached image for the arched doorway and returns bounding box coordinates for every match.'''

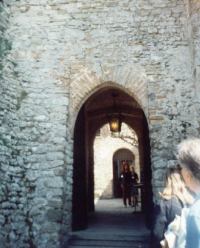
[113,148,135,198]
[72,86,152,230]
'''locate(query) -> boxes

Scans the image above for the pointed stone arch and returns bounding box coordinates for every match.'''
[69,63,149,133]
[70,84,153,230]
[66,63,152,231]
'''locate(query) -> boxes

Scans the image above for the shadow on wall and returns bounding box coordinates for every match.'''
[95,180,116,204]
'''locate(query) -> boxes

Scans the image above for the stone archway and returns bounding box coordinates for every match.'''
[71,85,152,231]
[69,63,149,133]
[67,64,151,231]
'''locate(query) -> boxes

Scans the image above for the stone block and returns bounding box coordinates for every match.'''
[46,209,62,222]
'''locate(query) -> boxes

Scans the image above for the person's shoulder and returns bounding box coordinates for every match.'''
[161,196,182,210]
[158,198,168,210]
[191,197,200,208]
[170,195,183,206]
[189,198,200,217]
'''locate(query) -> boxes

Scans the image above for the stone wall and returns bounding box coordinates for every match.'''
[1,1,70,247]
[188,0,200,129]
[0,2,25,247]
[67,0,200,195]
[0,0,199,247]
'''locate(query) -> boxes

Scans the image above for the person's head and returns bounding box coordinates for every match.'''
[177,138,200,194]
[160,168,194,205]
[122,161,129,172]
[124,164,129,171]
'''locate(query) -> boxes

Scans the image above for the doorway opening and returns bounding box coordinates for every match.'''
[72,86,152,231]
[93,123,139,200]
[113,148,136,198]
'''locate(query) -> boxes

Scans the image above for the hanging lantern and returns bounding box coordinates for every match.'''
[108,92,122,133]
[109,114,122,133]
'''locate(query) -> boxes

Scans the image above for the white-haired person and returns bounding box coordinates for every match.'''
[152,167,194,248]
[177,138,200,248]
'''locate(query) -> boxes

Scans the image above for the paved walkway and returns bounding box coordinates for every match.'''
[68,198,151,248]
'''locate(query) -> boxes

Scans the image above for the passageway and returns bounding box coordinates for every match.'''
[68,198,150,248]
[72,86,152,231]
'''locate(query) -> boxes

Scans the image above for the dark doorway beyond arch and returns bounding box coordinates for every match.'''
[113,148,135,198]
[72,86,152,231]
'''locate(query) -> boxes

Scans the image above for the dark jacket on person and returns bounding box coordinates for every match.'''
[152,196,183,248]
[120,171,132,186]
[132,172,139,185]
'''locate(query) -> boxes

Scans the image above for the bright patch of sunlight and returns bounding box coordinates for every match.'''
[93,122,140,203]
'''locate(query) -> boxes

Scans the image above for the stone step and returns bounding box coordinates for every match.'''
[69,232,150,241]
[68,235,150,248]
[68,240,148,248]
[68,246,148,248]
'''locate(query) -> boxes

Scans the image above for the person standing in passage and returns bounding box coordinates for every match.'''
[131,167,139,207]
[120,161,132,207]
[152,167,194,248]
[177,138,200,248]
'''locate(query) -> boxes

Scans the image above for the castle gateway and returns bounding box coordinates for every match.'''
[0,1,200,247]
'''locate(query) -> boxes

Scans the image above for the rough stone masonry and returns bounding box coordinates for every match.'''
[0,0,200,247]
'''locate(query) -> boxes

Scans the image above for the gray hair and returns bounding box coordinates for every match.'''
[177,138,200,181]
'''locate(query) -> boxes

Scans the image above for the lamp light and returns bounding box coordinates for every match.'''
[109,115,122,133]
[108,92,122,133]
